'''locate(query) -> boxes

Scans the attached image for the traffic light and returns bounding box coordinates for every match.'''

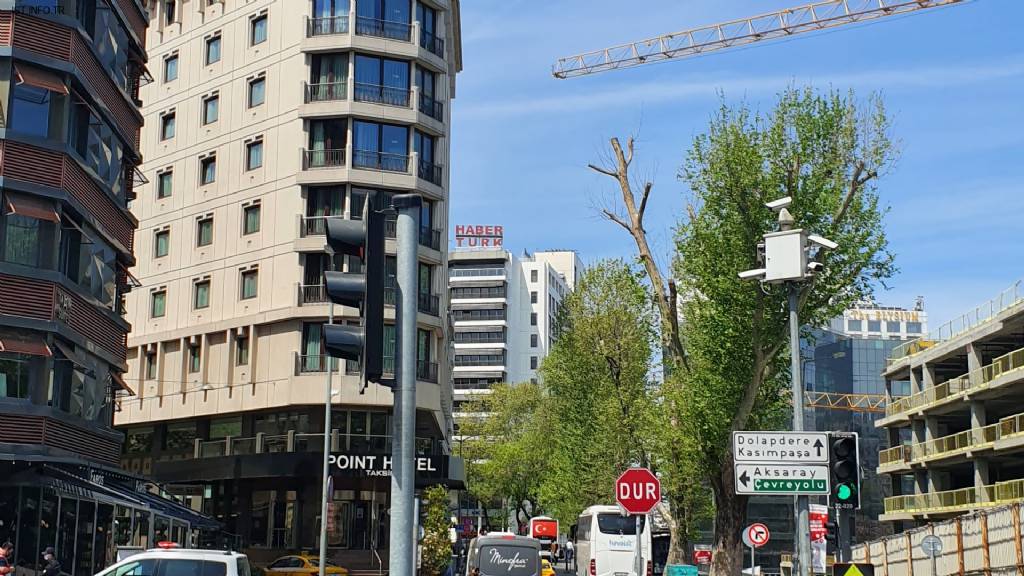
[829,432,860,509]
[323,194,386,384]
[824,519,838,544]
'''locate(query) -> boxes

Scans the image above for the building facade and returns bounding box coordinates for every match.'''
[877,281,1024,529]
[0,0,213,573]
[114,0,462,567]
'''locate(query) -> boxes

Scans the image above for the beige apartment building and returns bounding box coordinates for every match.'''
[114,0,462,564]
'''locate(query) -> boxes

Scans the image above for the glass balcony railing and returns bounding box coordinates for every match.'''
[306,15,349,37]
[304,81,347,103]
[889,280,1023,364]
[880,409,1024,471]
[302,148,346,170]
[355,16,411,41]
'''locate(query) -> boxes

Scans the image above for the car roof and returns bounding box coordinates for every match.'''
[140,549,246,559]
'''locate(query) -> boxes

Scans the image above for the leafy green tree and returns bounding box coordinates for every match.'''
[420,485,453,575]
[591,88,896,573]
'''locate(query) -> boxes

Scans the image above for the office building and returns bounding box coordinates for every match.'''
[878,281,1024,527]
[0,1,214,573]
[114,0,462,567]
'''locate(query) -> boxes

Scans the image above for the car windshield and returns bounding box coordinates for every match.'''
[597,514,645,535]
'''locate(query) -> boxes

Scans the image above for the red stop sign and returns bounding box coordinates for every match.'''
[615,467,661,514]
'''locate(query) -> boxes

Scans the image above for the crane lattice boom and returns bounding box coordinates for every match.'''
[553,0,966,78]
[805,391,889,413]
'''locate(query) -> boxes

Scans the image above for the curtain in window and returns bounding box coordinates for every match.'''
[3,214,41,266]
[252,17,268,44]
[353,122,379,167]
[383,60,409,90]
[357,0,382,20]
[152,293,166,317]
[248,142,263,169]
[418,263,430,295]
[310,121,326,153]
[249,79,265,106]
[385,0,409,23]
[381,124,408,156]
[383,325,396,368]
[207,37,221,64]
[417,68,435,100]
[245,206,261,232]
[416,329,429,363]
[303,324,323,371]
[314,0,349,18]
[198,221,213,245]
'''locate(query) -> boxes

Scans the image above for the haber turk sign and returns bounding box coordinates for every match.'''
[455,224,503,248]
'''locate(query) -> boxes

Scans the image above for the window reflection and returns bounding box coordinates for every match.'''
[70,95,126,202]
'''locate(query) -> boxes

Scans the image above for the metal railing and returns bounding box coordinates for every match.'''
[884,485,996,514]
[346,356,396,376]
[199,439,227,458]
[354,82,411,107]
[231,436,257,455]
[889,280,1023,363]
[454,356,506,367]
[454,332,506,344]
[417,360,438,383]
[295,353,339,374]
[355,16,411,41]
[306,15,349,37]
[298,284,327,306]
[304,81,347,103]
[419,227,442,250]
[419,29,445,57]
[999,413,1024,439]
[885,346,1024,418]
[914,423,999,462]
[302,148,346,170]
[419,92,443,122]
[418,160,443,186]
[300,215,343,237]
[418,293,440,316]
[449,268,505,278]
[878,444,910,467]
[451,310,506,321]
[353,149,409,173]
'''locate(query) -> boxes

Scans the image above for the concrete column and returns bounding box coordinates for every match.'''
[923,364,936,388]
[971,400,991,501]
[967,343,984,387]
[924,417,941,492]
[909,369,922,394]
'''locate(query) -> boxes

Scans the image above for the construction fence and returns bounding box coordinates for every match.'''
[851,503,1024,576]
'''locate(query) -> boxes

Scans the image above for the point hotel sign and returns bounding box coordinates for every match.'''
[455,225,503,248]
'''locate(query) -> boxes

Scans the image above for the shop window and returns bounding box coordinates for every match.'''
[39,489,58,556]
[18,488,41,564]
[58,497,77,571]
[132,509,150,548]
[75,500,96,576]
[0,484,17,546]
[94,504,114,574]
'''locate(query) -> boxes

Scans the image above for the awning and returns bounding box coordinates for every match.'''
[14,63,69,95]
[61,214,95,244]
[110,371,135,395]
[52,339,95,377]
[5,193,60,222]
[117,484,220,530]
[0,337,52,357]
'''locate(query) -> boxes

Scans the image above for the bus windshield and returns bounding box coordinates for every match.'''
[597,514,646,535]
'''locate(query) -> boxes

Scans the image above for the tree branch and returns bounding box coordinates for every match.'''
[588,163,618,178]
[601,209,632,233]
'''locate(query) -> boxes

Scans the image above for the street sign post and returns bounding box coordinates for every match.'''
[742,523,770,572]
[734,464,830,495]
[921,535,942,576]
[732,431,829,464]
[616,468,661,576]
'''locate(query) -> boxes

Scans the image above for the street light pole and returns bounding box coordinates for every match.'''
[318,255,335,576]
[789,282,811,576]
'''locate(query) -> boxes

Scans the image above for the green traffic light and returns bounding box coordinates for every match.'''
[837,484,853,501]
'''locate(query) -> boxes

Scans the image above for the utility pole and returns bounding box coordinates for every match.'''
[317,255,335,576]
[789,282,811,576]
[389,194,421,576]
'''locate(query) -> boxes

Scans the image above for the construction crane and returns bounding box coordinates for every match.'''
[553,0,968,79]
[805,391,889,413]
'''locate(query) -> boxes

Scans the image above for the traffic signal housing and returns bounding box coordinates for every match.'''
[323,195,386,384]
[824,519,838,544]
[829,431,860,509]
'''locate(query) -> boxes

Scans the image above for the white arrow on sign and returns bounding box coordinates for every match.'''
[734,464,831,495]
[732,431,829,464]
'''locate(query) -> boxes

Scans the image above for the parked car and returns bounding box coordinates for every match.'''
[94,544,250,576]
[540,559,556,576]
[266,555,348,576]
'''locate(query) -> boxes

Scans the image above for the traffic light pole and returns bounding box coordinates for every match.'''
[389,194,421,576]
[789,282,811,576]
[318,256,335,576]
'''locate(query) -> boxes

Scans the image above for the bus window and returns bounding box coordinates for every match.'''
[596,514,645,535]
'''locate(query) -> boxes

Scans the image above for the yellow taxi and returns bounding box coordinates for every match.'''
[266,555,349,576]
[540,559,556,576]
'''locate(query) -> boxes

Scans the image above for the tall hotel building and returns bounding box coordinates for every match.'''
[115,0,462,564]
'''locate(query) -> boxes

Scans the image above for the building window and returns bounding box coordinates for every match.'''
[530,312,537,326]
[236,336,250,366]
[145,351,157,379]
[202,94,219,124]
[531,269,538,282]
[164,55,178,82]
[160,112,175,140]
[188,344,200,373]
[530,356,538,370]
[847,319,862,332]
[3,214,42,267]
[886,321,901,333]
[205,35,222,65]
[868,320,881,333]
[157,170,173,198]
[907,321,923,333]
[246,139,264,170]
[531,334,538,348]
[530,291,537,304]
[241,269,258,299]
[248,76,266,107]
[154,230,170,258]
[164,0,176,24]
[193,280,210,309]
[352,120,409,171]
[251,14,268,45]
[196,217,213,247]
[200,156,217,185]
[243,204,261,235]
[151,290,167,318]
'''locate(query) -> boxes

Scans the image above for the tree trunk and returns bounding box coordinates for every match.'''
[709,456,747,576]
[665,497,690,565]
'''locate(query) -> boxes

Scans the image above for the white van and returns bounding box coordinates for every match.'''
[574,505,652,576]
[93,545,250,576]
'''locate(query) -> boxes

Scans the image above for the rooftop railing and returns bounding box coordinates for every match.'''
[889,280,1023,364]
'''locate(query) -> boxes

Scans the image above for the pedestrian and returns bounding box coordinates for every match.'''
[0,541,14,576]
[565,539,574,570]
[40,547,60,576]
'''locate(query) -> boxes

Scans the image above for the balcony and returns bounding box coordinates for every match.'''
[454,332,505,344]
[420,29,445,58]
[419,93,443,122]
[297,284,327,306]
[355,16,412,41]
[354,83,411,107]
[306,15,349,37]
[302,148,346,170]
[418,159,443,186]
[879,408,1024,473]
[353,150,409,173]
[194,430,440,459]
[884,485,997,516]
[417,360,438,383]
[304,81,348,103]
[296,354,339,374]
[419,227,442,250]
[449,267,505,279]
[299,215,344,237]
[418,293,440,316]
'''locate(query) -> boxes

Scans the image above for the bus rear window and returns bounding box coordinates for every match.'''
[597,514,646,535]
[478,545,538,575]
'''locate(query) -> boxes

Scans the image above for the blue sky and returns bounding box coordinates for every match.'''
[448,0,1024,329]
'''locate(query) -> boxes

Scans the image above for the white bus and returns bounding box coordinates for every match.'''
[574,505,652,576]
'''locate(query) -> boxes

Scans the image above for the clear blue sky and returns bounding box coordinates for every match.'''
[448,0,1024,329]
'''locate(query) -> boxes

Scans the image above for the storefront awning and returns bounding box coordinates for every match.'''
[119,485,219,530]
[0,337,52,357]
[4,192,60,223]
[14,63,69,95]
